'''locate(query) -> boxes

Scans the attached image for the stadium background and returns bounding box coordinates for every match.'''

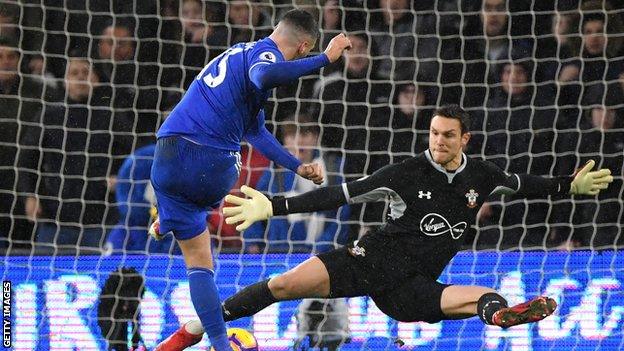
[0,0,622,350]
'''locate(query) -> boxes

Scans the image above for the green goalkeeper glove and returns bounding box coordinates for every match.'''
[570,160,613,195]
[223,185,273,231]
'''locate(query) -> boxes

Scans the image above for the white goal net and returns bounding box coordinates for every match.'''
[0,0,622,350]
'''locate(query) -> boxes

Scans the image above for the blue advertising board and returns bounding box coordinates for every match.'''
[1,251,623,350]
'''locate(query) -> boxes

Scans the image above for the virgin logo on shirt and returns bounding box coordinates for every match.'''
[419,213,467,239]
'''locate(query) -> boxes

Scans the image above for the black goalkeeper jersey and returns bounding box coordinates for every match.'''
[271,150,572,277]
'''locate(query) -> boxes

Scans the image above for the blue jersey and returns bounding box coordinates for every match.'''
[158,38,285,150]
[152,37,329,239]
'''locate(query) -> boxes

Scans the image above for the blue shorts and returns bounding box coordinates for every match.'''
[150,136,241,240]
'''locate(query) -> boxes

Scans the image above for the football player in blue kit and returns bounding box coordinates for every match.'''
[150,9,352,351]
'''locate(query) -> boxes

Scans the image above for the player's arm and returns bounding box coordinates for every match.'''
[224,164,401,231]
[244,109,302,172]
[249,34,351,90]
[489,160,613,197]
[249,54,330,90]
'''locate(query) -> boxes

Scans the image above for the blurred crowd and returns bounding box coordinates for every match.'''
[0,0,622,255]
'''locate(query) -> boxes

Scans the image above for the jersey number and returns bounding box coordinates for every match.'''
[198,47,244,88]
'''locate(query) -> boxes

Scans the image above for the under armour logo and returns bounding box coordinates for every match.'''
[418,191,432,199]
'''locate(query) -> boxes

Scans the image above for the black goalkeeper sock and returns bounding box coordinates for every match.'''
[221,279,277,322]
[477,293,508,325]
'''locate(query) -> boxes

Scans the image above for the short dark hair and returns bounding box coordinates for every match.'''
[582,12,606,29]
[280,9,319,39]
[433,104,471,134]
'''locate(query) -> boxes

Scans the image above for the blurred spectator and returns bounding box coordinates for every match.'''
[320,0,341,48]
[178,0,228,88]
[480,0,521,64]
[474,58,556,173]
[316,33,391,180]
[227,0,272,44]
[106,144,181,254]
[315,33,390,241]
[26,54,60,90]
[317,0,367,49]
[278,1,320,25]
[93,22,139,124]
[389,83,432,160]
[535,11,581,83]
[461,0,533,108]
[0,37,57,249]
[317,0,343,77]
[370,0,416,81]
[471,58,557,248]
[20,56,130,254]
[243,118,348,254]
[554,1,624,183]
[366,82,433,175]
[558,1,624,108]
[95,23,137,86]
[95,22,160,149]
[0,3,18,40]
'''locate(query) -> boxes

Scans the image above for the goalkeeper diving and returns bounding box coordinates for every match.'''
[156,105,613,351]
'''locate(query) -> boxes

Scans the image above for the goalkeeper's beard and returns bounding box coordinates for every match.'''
[431,149,461,170]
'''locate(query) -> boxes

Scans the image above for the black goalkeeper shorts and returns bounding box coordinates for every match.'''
[316,237,450,323]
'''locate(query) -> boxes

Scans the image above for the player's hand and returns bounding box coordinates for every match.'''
[223,185,273,231]
[570,160,613,195]
[297,163,324,185]
[324,33,352,63]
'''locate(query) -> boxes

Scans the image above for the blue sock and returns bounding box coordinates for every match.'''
[187,267,231,351]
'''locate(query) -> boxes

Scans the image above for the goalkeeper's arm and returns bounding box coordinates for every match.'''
[224,163,400,231]
[492,160,613,197]
[223,184,348,231]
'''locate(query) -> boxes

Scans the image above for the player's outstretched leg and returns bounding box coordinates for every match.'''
[491,296,557,329]
[154,320,203,351]
[176,230,232,351]
[158,255,332,348]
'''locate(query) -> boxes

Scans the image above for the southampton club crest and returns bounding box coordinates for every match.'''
[465,189,478,208]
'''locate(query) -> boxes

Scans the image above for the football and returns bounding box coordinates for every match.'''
[211,328,258,351]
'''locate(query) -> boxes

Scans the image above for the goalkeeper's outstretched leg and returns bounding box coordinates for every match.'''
[492,296,558,328]
[439,285,557,328]
[156,250,558,350]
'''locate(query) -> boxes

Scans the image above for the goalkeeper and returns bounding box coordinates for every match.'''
[158,104,613,350]
[150,9,351,351]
